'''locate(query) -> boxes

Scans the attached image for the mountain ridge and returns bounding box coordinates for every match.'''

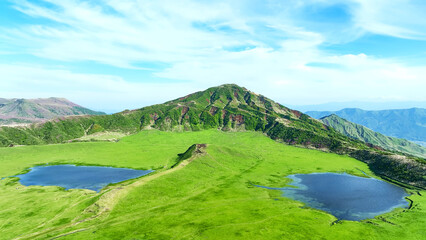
[290,101,426,112]
[0,97,105,125]
[0,84,425,188]
[307,108,426,146]
[320,114,426,158]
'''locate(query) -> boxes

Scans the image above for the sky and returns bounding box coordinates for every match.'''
[1,0,426,113]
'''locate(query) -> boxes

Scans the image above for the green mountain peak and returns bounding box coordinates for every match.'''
[1,85,425,188]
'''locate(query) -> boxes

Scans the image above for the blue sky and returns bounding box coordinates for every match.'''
[0,0,425,113]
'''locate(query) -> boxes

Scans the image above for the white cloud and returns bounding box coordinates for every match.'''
[156,49,426,105]
[351,0,426,40]
[6,0,251,67]
[1,0,425,111]
[0,63,199,112]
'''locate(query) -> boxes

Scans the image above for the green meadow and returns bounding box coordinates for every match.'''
[0,130,424,239]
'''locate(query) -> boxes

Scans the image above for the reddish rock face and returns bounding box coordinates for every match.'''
[232,114,244,124]
[209,106,218,115]
[221,110,227,119]
[291,110,302,118]
[150,113,159,121]
[181,106,189,115]
[233,91,239,98]
[179,93,194,101]
[365,143,385,151]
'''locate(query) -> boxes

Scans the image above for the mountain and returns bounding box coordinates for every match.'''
[320,114,426,158]
[0,98,8,104]
[0,84,425,188]
[0,97,105,125]
[306,108,426,146]
[289,101,426,112]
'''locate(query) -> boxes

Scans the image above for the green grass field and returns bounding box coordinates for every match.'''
[0,130,424,239]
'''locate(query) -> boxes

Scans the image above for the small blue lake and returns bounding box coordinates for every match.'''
[15,165,153,192]
[259,173,409,221]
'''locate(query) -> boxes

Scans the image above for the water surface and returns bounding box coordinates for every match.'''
[260,173,409,221]
[16,165,153,192]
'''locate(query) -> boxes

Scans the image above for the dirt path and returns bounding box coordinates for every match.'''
[14,146,206,240]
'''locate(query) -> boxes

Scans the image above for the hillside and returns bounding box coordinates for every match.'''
[306,108,426,146]
[0,84,425,188]
[0,84,353,149]
[0,97,105,125]
[320,114,426,158]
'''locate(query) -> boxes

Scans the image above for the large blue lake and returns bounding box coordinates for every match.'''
[16,165,153,192]
[259,173,409,221]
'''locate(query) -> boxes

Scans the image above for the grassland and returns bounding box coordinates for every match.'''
[0,130,424,239]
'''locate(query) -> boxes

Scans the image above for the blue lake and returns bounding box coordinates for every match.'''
[15,165,153,192]
[259,173,409,221]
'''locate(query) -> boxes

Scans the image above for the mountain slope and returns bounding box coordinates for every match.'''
[0,84,353,150]
[320,114,426,158]
[0,84,425,188]
[306,108,426,146]
[0,97,105,125]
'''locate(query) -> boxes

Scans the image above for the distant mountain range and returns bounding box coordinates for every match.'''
[0,97,105,125]
[306,108,426,146]
[289,101,426,112]
[320,114,426,158]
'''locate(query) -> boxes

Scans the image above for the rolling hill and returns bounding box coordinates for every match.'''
[0,97,105,125]
[0,84,425,188]
[320,114,426,158]
[306,108,426,146]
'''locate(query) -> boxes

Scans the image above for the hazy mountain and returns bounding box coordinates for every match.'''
[0,84,424,188]
[289,101,426,112]
[306,108,426,146]
[0,98,9,104]
[320,114,426,158]
[0,97,105,125]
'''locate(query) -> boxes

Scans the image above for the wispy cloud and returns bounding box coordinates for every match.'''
[352,0,426,40]
[0,0,425,111]
[0,63,198,112]
[5,0,254,68]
